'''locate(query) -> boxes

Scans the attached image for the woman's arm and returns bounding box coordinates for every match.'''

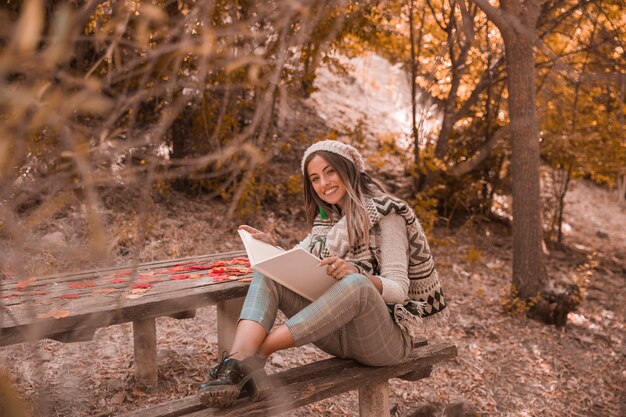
[318,214,409,302]
[376,213,410,304]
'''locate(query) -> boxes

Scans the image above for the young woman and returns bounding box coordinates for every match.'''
[198,140,447,407]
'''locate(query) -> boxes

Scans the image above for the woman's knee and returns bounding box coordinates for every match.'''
[337,273,377,298]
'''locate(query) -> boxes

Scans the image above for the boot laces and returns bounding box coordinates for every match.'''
[209,351,236,379]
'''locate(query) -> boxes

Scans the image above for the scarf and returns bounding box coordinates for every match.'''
[308,195,448,337]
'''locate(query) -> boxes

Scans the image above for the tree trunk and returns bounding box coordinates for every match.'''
[503,30,547,299]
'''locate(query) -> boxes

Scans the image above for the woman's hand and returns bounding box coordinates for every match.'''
[319,257,359,280]
[239,225,277,246]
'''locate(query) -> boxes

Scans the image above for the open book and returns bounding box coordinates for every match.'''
[237,229,337,301]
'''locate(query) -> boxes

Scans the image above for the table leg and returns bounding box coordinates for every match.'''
[359,381,390,417]
[216,297,244,354]
[133,317,157,387]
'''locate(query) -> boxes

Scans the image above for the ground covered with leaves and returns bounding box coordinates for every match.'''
[1,178,624,417]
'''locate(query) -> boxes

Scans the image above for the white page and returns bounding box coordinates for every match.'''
[237,229,284,266]
[255,248,337,301]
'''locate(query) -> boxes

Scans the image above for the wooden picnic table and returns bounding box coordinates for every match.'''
[0,250,252,386]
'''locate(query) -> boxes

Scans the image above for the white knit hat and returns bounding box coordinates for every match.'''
[301,140,366,174]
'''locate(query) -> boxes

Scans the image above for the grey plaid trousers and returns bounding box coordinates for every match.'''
[239,271,412,366]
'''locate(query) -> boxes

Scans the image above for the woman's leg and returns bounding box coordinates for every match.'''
[231,271,311,359]
[285,273,412,366]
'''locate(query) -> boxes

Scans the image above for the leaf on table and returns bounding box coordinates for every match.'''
[126,288,150,299]
[171,274,190,280]
[211,274,233,283]
[0,293,21,299]
[36,308,70,319]
[137,276,159,283]
[209,268,227,275]
[132,283,151,289]
[227,257,250,266]
[69,281,97,289]
[189,273,202,279]
[59,293,80,299]
[110,278,127,283]
[16,277,35,291]
[168,266,189,273]
[188,264,213,271]
[94,288,115,294]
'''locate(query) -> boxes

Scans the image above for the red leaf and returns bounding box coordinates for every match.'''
[16,277,35,291]
[188,265,213,271]
[211,274,230,283]
[171,274,190,280]
[69,281,97,289]
[137,276,159,283]
[1,293,21,299]
[209,268,227,275]
[228,257,251,266]
[132,283,151,289]
[167,266,188,273]
[59,294,80,299]
[110,278,127,283]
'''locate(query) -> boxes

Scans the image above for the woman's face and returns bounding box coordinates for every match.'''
[307,155,347,209]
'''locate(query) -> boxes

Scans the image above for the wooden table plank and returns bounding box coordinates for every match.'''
[0,251,248,291]
[0,279,249,346]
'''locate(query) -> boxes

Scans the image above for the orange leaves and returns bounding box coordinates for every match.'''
[36,308,70,319]
[59,294,80,299]
[132,283,151,290]
[110,278,127,283]
[69,281,97,289]
[16,277,35,291]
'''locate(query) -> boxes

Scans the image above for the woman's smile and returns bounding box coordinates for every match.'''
[306,155,347,209]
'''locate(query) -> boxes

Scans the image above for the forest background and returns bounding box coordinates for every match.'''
[0,0,624,416]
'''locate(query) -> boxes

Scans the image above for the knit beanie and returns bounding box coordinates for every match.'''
[301,140,366,174]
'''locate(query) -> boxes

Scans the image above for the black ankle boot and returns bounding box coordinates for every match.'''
[199,353,271,408]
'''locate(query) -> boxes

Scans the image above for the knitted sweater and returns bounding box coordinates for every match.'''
[299,214,410,304]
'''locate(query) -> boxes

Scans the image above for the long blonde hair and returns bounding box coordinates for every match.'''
[303,151,387,248]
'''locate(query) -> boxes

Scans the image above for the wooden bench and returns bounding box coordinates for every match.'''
[116,340,457,417]
[0,251,252,386]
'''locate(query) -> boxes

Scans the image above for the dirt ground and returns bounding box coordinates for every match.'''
[1,176,624,417]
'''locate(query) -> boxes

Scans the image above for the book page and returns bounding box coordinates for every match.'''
[237,229,284,266]
[255,248,337,301]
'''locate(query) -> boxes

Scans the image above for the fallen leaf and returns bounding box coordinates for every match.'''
[16,277,35,291]
[94,288,115,294]
[111,391,125,405]
[132,389,146,397]
[29,291,48,296]
[126,288,150,299]
[69,281,97,289]
[37,308,70,319]
[111,270,132,277]
[209,268,227,275]
[189,274,202,279]
[132,283,151,289]
[110,278,127,283]
[171,274,190,280]
[137,276,159,283]
[0,293,21,299]
[211,274,230,283]
[59,293,80,299]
